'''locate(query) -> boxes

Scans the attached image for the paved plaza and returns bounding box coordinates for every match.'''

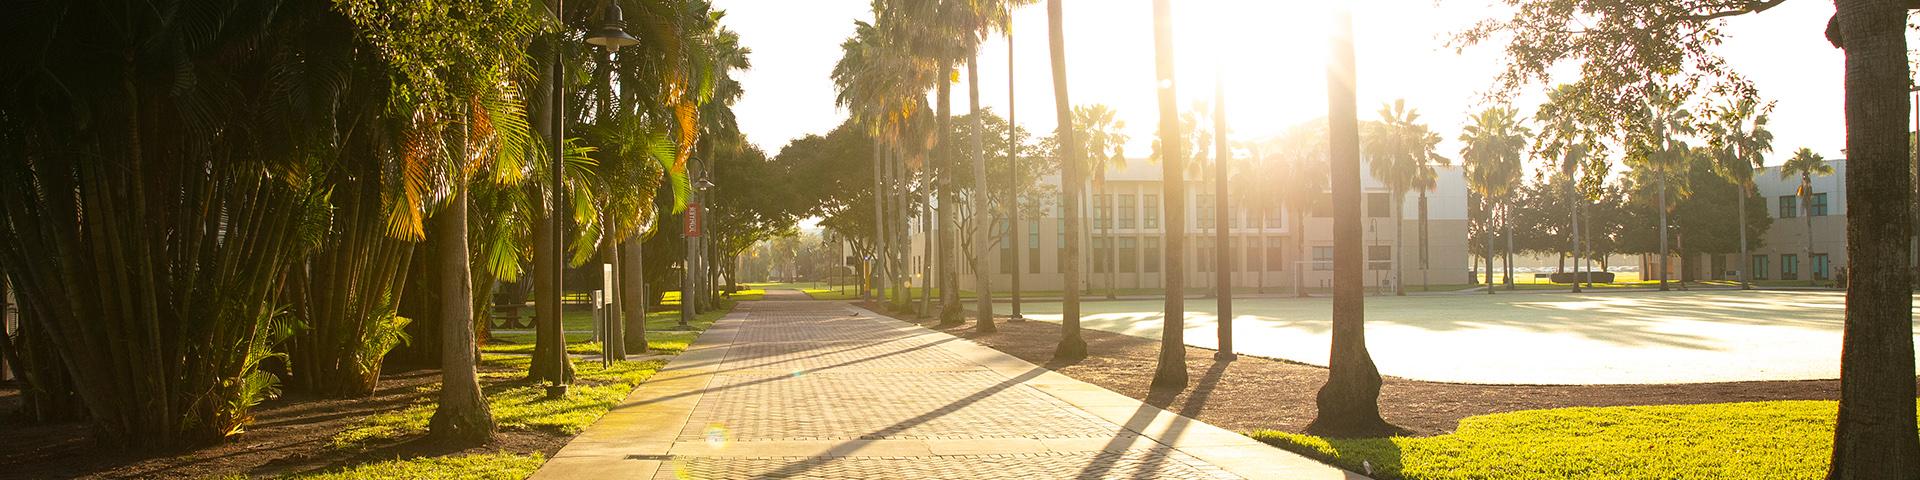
[1016,290,1920,385]
[534,292,1359,479]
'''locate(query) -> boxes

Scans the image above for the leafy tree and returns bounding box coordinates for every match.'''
[1456,2,1916,469]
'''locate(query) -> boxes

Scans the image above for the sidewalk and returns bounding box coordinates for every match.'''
[531,294,1362,479]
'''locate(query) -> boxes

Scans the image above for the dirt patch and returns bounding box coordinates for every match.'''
[0,365,569,479]
[855,301,1864,437]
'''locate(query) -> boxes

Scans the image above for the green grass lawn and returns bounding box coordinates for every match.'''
[329,355,667,450]
[272,453,544,480]
[803,287,860,300]
[1252,400,1920,480]
[482,308,727,356]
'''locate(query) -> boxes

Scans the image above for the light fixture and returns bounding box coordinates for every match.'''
[585,2,641,52]
[695,177,715,192]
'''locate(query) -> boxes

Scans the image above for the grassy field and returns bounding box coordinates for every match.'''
[483,307,727,356]
[329,356,667,450]
[1252,400,1920,480]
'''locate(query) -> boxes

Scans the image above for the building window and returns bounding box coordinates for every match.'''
[1752,255,1769,280]
[1810,193,1829,217]
[1268,237,1287,271]
[1119,194,1137,229]
[1366,192,1390,218]
[1143,194,1159,229]
[1229,237,1244,272]
[1812,253,1830,280]
[1368,245,1392,270]
[1229,206,1241,229]
[1028,220,1042,274]
[1312,246,1333,271]
[1197,194,1215,229]
[1782,254,1799,280]
[1119,237,1138,273]
[1144,237,1161,273]
[1265,208,1283,230]
[1779,195,1797,218]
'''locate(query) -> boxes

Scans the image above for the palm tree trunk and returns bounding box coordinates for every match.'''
[1658,177,1671,291]
[1419,189,1430,291]
[1805,187,1815,286]
[1296,207,1309,297]
[1504,204,1515,290]
[1484,200,1496,295]
[620,238,648,354]
[1146,0,1185,386]
[873,142,886,302]
[937,57,964,327]
[969,54,995,333]
[1259,207,1269,294]
[1737,184,1749,289]
[1570,180,1583,293]
[601,213,626,360]
[427,182,495,444]
[1393,190,1405,296]
[1213,67,1233,358]
[1308,7,1389,435]
[1050,0,1087,359]
[1828,2,1920,475]
[1007,20,1023,321]
[921,172,934,318]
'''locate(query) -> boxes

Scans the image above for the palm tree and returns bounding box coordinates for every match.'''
[1275,122,1330,297]
[1047,0,1087,360]
[1075,104,1128,300]
[1148,0,1187,389]
[1535,84,1597,292]
[1780,148,1831,286]
[1232,150,1285,294]
[1459,106,1530,294]
[1706,99,1774,290]
[1308,7,1389,435]
[1365,100,1447,296]
[953,0,1033,333]
[1628,85,1694,291]
[1406,127,1448,292]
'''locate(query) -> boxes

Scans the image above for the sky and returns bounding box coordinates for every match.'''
[714,0,1866,170]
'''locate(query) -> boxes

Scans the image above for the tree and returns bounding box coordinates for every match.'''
[1780,148,1834,286]
[1459,107,1530,294]
[1705,98,1775,289]
[1626,85,1695,291]
[1365,100,1448,296]
[1458,2,1916,472]
[1273,121,1330,297]
[1048,0,1088,360]
[1147,0,1187,388]
[1308,7,1392,436]
[1075,104,1129,300]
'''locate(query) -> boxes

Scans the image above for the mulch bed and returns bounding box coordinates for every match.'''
[857,301,1865,437]
[0,363,566,479]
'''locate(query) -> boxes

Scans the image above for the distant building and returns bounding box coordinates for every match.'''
[893,156,1473,293]
[1653,158,1848,283]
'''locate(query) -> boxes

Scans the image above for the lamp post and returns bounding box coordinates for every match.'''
[543,0,637,397]
[679,176,714,330]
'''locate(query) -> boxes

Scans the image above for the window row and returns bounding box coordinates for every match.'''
[1750,253,1830,281]
[1777,193,1828,218]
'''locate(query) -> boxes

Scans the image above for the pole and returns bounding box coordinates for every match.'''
[1007,8,1023,321]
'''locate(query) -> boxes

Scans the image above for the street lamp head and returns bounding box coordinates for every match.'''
[695,177,715,192]
[585,3,641,53]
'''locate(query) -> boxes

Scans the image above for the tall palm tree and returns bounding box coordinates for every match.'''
[1628,85,1694,291]
[1366,100,1446,296]
[1076,104,1128,300]
[1232,150,1285,294]
[1047,0,1087,360]
[1706,99,1774,290]
[1535,84,1597,292]
[1148,0,1187,389]
[1406,127,1448,292]
[1780,148,1832,286]
[1275,122,1330,297]
[1459,106,1529,294]
[951,0,1033,333]
[1309,7,1389,435]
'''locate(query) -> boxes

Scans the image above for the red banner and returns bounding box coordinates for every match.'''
[684,203,703,237]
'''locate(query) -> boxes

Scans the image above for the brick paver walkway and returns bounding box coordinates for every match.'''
[534,292,1363,479]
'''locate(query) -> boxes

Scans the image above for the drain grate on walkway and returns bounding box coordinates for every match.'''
[657,449,1243,480]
